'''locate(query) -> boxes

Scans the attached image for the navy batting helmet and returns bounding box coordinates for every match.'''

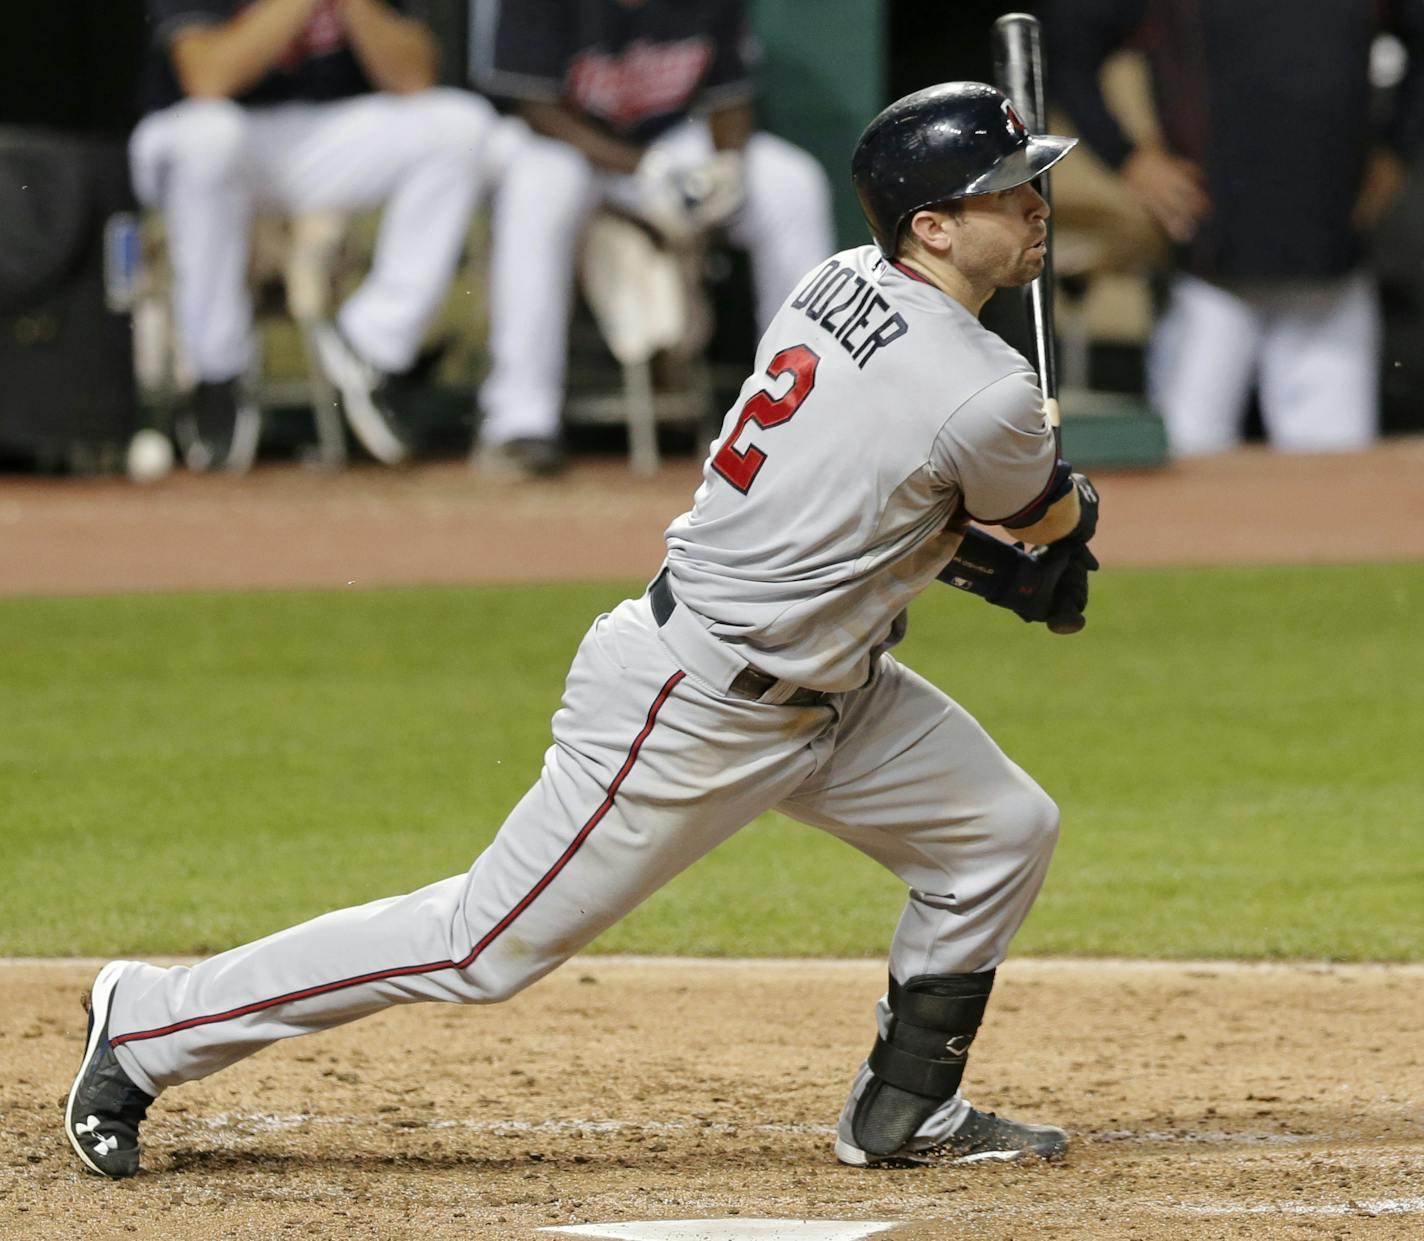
[851,81,1077,255]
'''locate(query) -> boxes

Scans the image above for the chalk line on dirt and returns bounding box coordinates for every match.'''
[173,1111,1338,1149]
[540,1223,899,1240]
[1173,1195,1424,1217]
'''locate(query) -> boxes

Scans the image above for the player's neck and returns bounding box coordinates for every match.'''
[894,254,991,317]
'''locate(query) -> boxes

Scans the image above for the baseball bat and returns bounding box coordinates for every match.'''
[993,12,1059,430]
[993,12,1084,635]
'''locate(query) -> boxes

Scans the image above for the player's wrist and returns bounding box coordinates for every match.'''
[1056,473,1099,546]
[938,529,1033,605]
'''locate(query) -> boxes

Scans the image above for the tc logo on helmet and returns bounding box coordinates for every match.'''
[1001,99,1028,137]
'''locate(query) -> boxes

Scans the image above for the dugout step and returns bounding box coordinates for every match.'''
[1059,388,1168,470]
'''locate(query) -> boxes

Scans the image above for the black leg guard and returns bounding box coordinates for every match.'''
[850,969,996,1157]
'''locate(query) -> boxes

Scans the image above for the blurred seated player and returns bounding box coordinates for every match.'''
[1044,0,1424,457]
[132,0,498,471]
[468,0,835,477]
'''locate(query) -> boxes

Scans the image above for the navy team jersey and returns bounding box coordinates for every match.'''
[142,0,408,112]
[470,0,756,144]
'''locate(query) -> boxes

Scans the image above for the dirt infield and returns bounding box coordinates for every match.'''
[3,438,1423,596]
[3,443,1423,1237]
[5,959,1423,1239]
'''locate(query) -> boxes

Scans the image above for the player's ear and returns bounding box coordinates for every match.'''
[906,208,956,257]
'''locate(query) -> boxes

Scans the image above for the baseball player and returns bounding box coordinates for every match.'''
[131,0,499,471]
[66,82,1099,1179]
[468,0,835,476]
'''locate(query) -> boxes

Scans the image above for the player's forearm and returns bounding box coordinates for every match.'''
[1040,0,1143,169]
[170,0,323,99]
[343,0,437,94]
[1004,486,1080,546]
[708,101,754,151]
[521,101,643,173]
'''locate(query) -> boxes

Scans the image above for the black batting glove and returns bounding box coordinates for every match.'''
[939,528,1097,627]
[994,539,1098,625]
[1042,540,1100,632]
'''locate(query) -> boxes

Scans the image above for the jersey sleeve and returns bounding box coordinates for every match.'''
[469,0,568,102]
[697,0,757,112]
[928,369,1060,525]
[147,0,229,48]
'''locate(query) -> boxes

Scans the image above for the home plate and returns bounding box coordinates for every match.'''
[540,1221,899,1240]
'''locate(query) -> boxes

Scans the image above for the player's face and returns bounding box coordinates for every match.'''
[951,182,1050,289]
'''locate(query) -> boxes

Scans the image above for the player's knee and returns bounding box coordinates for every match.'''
[990,780,1060,866]
[499,135,597,226]
[744,137,831,227]
[162,99,250,183]
[458,960,533,1005]
[525,136,596,196]
[781,147,833,223]
[469,977,521,1005]
[408,87,497,168]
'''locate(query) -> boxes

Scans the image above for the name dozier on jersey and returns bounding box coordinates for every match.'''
[791,258,909,369]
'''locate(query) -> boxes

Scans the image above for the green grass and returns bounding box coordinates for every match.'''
[2,564,1421,961]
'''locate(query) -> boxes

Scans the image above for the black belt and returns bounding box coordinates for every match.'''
[648,569,831,708]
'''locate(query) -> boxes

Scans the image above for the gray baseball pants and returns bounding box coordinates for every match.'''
[109,590,1059,1103]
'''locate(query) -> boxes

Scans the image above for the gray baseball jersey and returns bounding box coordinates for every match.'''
[99,244,1065,1170]
[667,245,1057,692]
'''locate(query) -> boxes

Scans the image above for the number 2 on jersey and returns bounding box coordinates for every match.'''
[711,344,821,493]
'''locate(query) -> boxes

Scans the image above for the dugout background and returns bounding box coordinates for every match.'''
[3,0,1423,437]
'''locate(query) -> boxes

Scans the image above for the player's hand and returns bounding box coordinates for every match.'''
[1043,540,1099,635]
[939,527,1097,632]
[635,150,699,243]
[635,150,745,245]
[993,540,1096,626]
[1353,148,1407,233]
[681,150,745,229]
[1120,146,1211,243]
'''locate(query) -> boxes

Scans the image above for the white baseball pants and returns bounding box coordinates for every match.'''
[1148,270,1381,457]
[108,587,1057,1098]
[129,89,497,380]
[478,121,836,445]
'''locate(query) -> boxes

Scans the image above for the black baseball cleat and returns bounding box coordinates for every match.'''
[174,378,261,474]
[475,435,567,479]
[64,961,154,1179]
[312,321,414,466]
[836,1103,1068,1167]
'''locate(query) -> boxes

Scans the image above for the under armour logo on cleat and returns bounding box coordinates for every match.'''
[76,1116,118,1155]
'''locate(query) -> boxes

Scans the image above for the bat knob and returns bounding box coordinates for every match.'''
[1048,614,1085,635]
